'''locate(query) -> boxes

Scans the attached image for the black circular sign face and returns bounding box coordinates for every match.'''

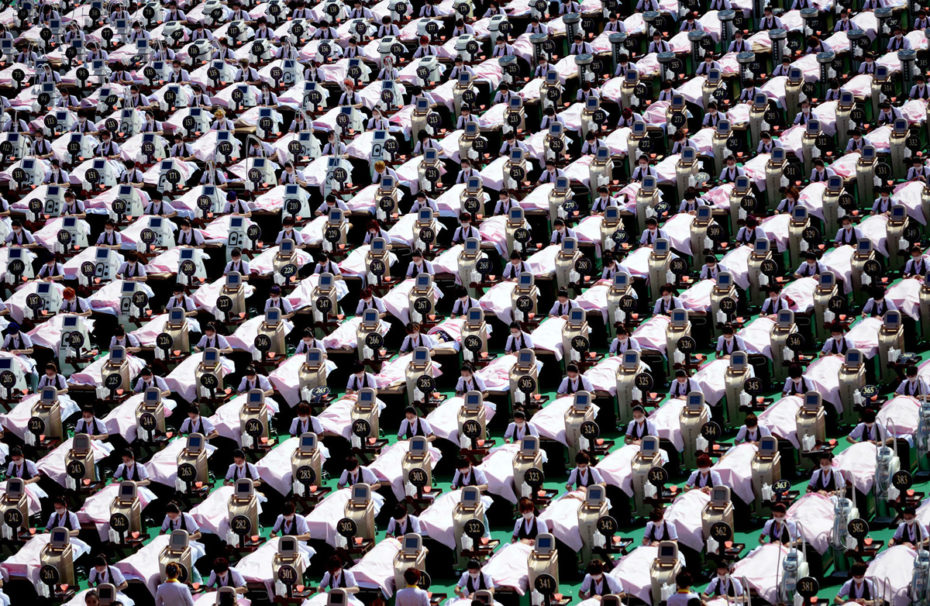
[549,137,564,152]
[670,112,686,129]
[277,564,299,586]
[719,297,737,314]
[476,258,492,275]
[408,467,429,487]
[105,374,122,389]
[369,259,386,276]
[296,465,316,485]
[905,224,921,243]
[513,228,531,244]
[464,197,481,214]
[27,416,45,434]
[677,336,696,353]
[200,373,219,390]
[352,418,371,438]
[416,374,435,393]
[315,296,333,313]
[571,336,590,353]
[333,167,348,183]
[575,257,592,275]
[140,228,156,245]
[245,418,264,437]
[669,258,687,275]
[783,164,802,181]
[132,291,148,308]
[8,259,24,276]
[464,335,482,353]
[523,466,544,488]
[40,565,60,586]
[216,296,234,314]
[413,297,432,315]
[796,577,819,599]
[67,141,80,156]
[847,518,869,540]
[620,295,637,312]
[785,332,803,350]
[139,412,158,431]
[285,199,302,216]
[473,138,488,152]
[907,135,921,152]
[254,334,272,352]
[509,165,525,181]
[464,518,485,540]
[828,295,846,313]
[647,466,668,486]
[517,375,537,394]
[365,333,384,349]
[0,371,16,389]
[892,470,913,490]
[593,109,607,125]
[546,86,561,101]
[85,168,100,185]
[701,421,721,441]
[761,259,779,276]
[875,162,892,181]
[67,460,86,479]
[180,259,196,277]
[197,195,213,212]
[863,259,882,278]
[534,574,557,595]
[773,478,790,493]
[462,419,482,439]
[68,332,85,349]
[802,226,820,243]
[230,514,252,536]
[634,372,653,391]
[416,570,432,590]
[710,521,732,540]
[596,515,618,537]
[26,293,43,310]
[516,295,534,313]
[419,227,436,243]
[325,226,342,243]
[580,421,599,439]
[178,463,197,482]
[743,377,762,396]
[860,384,879,399]
[248,168,263,184]
[336,518,358,539]
[44,114,57,128]
[4,508,23,529]
[110,512,130,533]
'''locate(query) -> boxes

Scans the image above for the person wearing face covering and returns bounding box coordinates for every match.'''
[319,555,358,592]
[703,561,744,601]
[454,560,495,597]
[759,503,798,544]
[270,501,311,541]
[386,504,422,537]
[889,507,929,549]
[579,560,624,599]
[846,409,886,444]
[511,498,546,543]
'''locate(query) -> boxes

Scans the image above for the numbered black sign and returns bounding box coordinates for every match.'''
[517,375,537,394]
[677,335,696,354]
[230,514,252,536]
[710,521,732,540]
[847,518,869,540]
[296,465,316,485]
[634,372,653,391]
[352,418,371,438]
[647,466,668,486]
[408,467,428,487]
[701,421,721,441]
[110,512,130,533]
[743,377,762,396]
[580,421,599,440]
[462,419,482,439]
[416,374,435,393]
[597,515,618,537]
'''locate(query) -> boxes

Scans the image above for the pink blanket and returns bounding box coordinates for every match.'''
[865,545,916,606]
[665,489,710,552]
[425,396,496,446]
[165,352,235,403]
[650,398,686,452]
[479,282,518,325]
[537,491,586,551]
[115,534,206,596]
[835,442,877,493]
[877,396,920,440]
[144,437,216,488]
[0,393,79,441]
[208,395,279,446]
[583,356,622,396]
[368,440,442,500]
[37,437,113,488]
[530,318,566,361]
[375,353,442,390]
[692,359,728,407]
[76,483,155,541]
[731,543,792,605]
[803,355,844,412]
[532,396,600,446]
[786,493,835,555]
[887,278,922,321]
[478,442,521,503]
[483,542,532,595]
[103,394,176,444]
[350,538,401,596]
[758,396,803,449]
[680,280,715,313]
[595,444,639,497]
[633,316,671,354]
[713,443,757,504]
[304,488,386,546]
[1,534,90,589]
[740,317,775,358]
[417,488,494,549]
[236,537,314,601]
[609,546,661,603]
[719,246,752,290]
